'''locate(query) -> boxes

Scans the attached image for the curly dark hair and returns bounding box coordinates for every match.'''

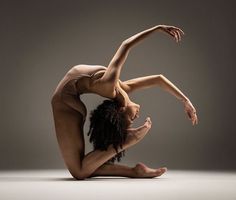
[87,99,128,163]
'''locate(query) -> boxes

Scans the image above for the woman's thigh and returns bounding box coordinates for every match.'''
[51,100,85,174]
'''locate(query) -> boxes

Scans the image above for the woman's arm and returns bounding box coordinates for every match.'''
[119,75,198,125]
[98,25,184,92]
[120,74,188,101]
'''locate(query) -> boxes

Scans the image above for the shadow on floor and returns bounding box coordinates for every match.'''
[0,176,167,182]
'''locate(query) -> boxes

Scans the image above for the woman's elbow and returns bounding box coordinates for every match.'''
[156,74,165,86]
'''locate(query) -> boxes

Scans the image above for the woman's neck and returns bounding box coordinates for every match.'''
[115,85,131,107]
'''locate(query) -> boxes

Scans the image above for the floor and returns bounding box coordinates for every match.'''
[0,170,235,200]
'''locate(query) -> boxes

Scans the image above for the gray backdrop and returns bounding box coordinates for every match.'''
[1,0,235,170]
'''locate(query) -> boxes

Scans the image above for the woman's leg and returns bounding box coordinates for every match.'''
[51,100,150,180]
[90,162,167,178]
[91,163,135,177]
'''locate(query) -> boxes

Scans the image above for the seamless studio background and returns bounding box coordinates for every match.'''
[1,0,235,171]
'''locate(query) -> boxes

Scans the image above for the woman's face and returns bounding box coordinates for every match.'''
[121,102,140,127]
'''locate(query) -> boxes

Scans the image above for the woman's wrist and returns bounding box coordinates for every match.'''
[156,25,168,32]
[181,97,189,104]
[156,25,163,32]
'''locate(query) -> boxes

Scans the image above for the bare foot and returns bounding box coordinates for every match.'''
[133,162,167,178]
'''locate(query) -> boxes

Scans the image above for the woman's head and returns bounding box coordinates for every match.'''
[87,99,140,163]
[119,101,140,126]
[87,100,129,163]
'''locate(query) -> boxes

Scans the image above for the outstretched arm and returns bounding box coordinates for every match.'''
[119,75,198,126]
[121,74,188,101]
[98,25,184,94]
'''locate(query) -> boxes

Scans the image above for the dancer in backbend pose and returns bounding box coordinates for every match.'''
[51,24,198,180]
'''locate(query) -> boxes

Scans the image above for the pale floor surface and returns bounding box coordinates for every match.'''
[0,170,236,200]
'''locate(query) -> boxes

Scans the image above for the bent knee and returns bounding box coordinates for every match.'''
[70,170,90,180]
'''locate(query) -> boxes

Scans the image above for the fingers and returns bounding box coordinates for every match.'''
[172,29,183,42]
[145,117,152,125]
[160,25,185,42]
[170,30,178,42]
[195,115,198,124]
[184,101,198,126]
[191,113,198,126]
[186,110,192,119]
[193,114,198,125]
[176,30,181,42]
[186,109,198,126]
[173,26,185,35]
[145,117,151,122]
[169,27,184,43]
[161,28,178,42]
[144,117,152,128]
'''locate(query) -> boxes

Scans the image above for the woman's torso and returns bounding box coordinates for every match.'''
[51,64,129,119]
[52,64,107,100]
[51,65,107,120]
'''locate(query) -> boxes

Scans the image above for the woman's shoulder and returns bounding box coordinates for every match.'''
[69,64,107,75]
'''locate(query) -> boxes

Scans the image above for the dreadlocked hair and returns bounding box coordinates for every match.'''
[87,99,128,163]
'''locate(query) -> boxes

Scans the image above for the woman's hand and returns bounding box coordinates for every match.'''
[158,25,185,42]
[125,117,152,148]
[183,99,198,126]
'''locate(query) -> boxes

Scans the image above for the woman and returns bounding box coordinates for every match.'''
[51,24,198,180]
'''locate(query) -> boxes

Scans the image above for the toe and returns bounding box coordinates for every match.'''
[162,167,168,172]
[155,167,167,176]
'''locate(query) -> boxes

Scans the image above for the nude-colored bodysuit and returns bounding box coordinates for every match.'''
[51,65,107,174]
[52,65,107,122]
